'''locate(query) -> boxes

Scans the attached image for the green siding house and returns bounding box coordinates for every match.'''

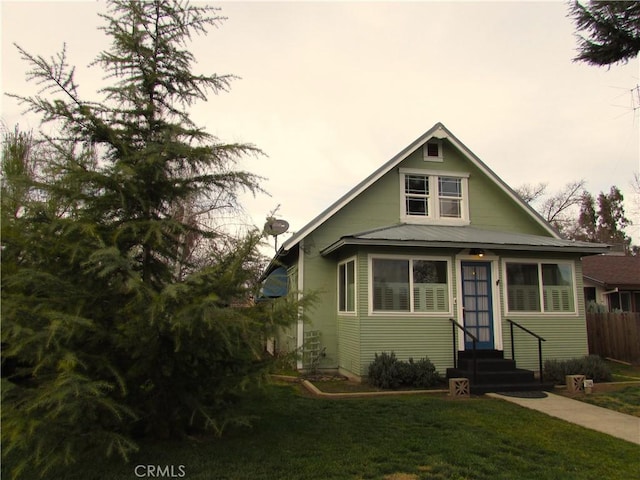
[266,123,607,382]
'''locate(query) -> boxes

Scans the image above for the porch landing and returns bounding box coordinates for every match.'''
[446,350,554,395]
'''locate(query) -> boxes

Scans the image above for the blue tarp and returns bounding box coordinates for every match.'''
[260,266,288,298]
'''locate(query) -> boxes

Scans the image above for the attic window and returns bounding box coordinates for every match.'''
[400,169,469,224]
[405,175,430,216]
[423,140,443,162]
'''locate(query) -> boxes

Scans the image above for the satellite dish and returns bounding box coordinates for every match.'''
[264,217,290,252]
[264,218,289,236]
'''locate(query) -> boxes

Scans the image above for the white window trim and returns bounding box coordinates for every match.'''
[337,256,357,315]
[455,253,503,351]
[423,140,444,162]
[399,168,470,225]
[502,258,579,316]
[368,254,453,316]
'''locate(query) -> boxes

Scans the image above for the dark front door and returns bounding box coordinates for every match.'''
[461,262,494,349]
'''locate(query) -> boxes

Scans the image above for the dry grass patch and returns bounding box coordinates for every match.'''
[384,473,420,480]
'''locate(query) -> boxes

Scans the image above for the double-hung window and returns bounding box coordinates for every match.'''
[371,256,450,314]
[505,261,576,314]
[438,176,462,218]
[338,259,356,313]
[400,169,468,223]
[405,175,430,216]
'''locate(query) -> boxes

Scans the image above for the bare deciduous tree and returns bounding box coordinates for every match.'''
[516,180,586,235]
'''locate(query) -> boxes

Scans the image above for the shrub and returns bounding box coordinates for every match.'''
[412,357,441,388]
[368,352,402,389]
[368,352,441,389]
[544,355,612,384]
[586,300,606,313]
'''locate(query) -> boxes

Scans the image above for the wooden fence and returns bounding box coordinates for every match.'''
[586,312,640,364]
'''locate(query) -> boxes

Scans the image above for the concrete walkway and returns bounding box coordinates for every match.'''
[487,392,640,445]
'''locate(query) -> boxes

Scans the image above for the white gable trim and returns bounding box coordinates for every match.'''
[439,127,558,238]
[281,123,558,252]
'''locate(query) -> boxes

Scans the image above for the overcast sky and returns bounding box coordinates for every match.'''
[2,1,639,247]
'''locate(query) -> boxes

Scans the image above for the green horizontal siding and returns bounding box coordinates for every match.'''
[501,318,588,371]
[359,316,455,375]
[300,239,338,370]
[338,316,360,374]
[353,248,459,376]
[500,258,588,372]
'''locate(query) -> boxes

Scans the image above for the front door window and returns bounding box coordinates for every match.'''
[461,262,494,349]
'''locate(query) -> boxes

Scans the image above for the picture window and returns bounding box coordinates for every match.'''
[371,257,449,313]
[505,261,575,313]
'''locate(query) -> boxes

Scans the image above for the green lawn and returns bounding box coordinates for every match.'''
[577,386,640,417]
[607,361,640,382]
[5,383,639,480]
[562,361,640,417]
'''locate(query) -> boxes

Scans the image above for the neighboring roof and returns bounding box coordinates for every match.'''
[321,224,609,256]
[281,122,559,253]
[582,255,640,289]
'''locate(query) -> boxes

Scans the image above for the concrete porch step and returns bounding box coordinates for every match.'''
[457,358,517,371]
[448,350,551,395]
[457,349,504,360]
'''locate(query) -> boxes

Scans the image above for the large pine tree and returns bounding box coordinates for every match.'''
[1,1,300,477]
[570,1,640,66]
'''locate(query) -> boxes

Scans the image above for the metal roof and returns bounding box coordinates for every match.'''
[321,224,609,255]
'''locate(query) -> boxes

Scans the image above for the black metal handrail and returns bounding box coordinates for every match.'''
[506,319,546,384]
[449,318,479,384]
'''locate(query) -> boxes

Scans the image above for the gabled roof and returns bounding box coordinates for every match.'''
[321,224,609,256]
[582,255,640,289]
[281,122,559,253]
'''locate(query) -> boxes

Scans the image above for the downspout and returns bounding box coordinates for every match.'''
[296,240,305,370]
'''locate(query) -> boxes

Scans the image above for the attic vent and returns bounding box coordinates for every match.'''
[423,140,443,162]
